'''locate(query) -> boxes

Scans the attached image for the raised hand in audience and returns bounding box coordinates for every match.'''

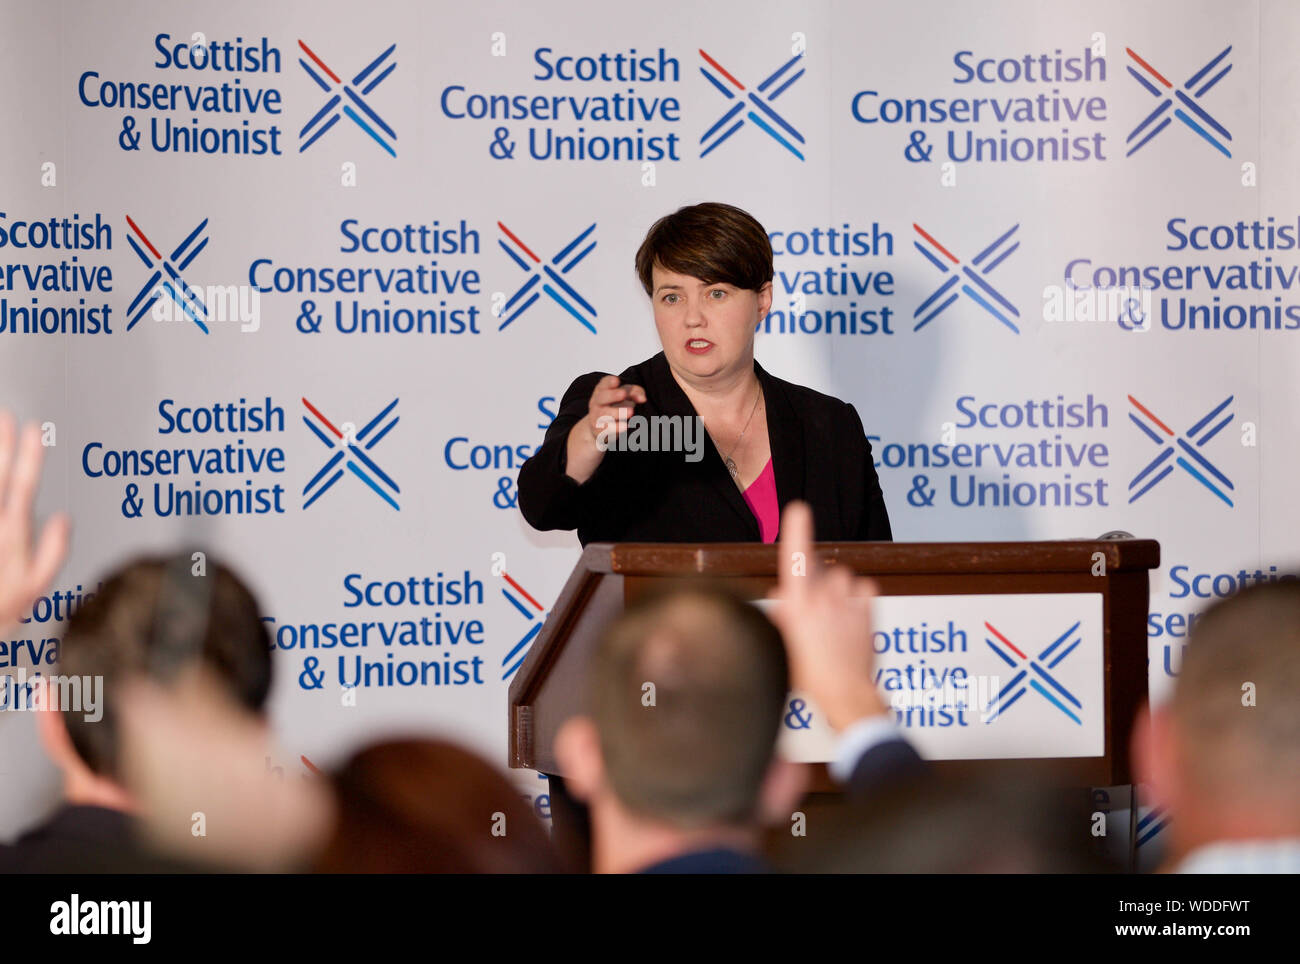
[0,411,69,629]
[766,500,886,731]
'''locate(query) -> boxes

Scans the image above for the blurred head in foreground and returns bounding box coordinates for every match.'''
[43,555,272,809]
[0,555,284,872]
[1135,580,1300,869]
[555,582,806,873]
[314,738,563,873]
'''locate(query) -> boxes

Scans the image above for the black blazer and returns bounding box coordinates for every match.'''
[846,737,928,801]
[639,846,771,874]
[518,351,893,546]
[0,804,200,873]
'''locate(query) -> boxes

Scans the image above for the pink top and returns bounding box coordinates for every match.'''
[741,458,779,544]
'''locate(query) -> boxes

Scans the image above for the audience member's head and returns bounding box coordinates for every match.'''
[777,768,1109,873]
[40,555,272,808]
[555,581,806,873]
[313,738,563,873]
[1135,580,1300,866]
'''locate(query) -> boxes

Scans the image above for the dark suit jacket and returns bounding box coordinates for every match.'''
[639,846,771,874]
[0,803,198,873]
[518,351,893,546]
[846,736,928,801]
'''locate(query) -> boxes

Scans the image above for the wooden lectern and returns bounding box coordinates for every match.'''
[508,539,1159,789]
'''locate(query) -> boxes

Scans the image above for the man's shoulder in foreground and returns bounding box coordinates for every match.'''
[0,804,199,873]
[639,846,771,874]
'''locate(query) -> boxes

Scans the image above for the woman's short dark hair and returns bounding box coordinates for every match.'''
[634,202,773,297]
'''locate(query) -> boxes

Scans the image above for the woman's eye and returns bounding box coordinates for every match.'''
[663,293,678,304]
[710,289,726,299]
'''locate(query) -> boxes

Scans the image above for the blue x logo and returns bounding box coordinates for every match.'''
[301,397,401,510]
[983,621,1084,726]
[299,40,397,156]
[698,48,806,160]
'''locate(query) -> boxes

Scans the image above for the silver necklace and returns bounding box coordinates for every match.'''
[706,382,762,482]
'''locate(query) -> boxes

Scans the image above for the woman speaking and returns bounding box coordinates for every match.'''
[517,201,892,546]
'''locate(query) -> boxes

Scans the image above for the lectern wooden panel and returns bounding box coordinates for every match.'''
[508,540,1158,787]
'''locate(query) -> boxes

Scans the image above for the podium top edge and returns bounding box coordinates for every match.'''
[581,539,1161,576]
